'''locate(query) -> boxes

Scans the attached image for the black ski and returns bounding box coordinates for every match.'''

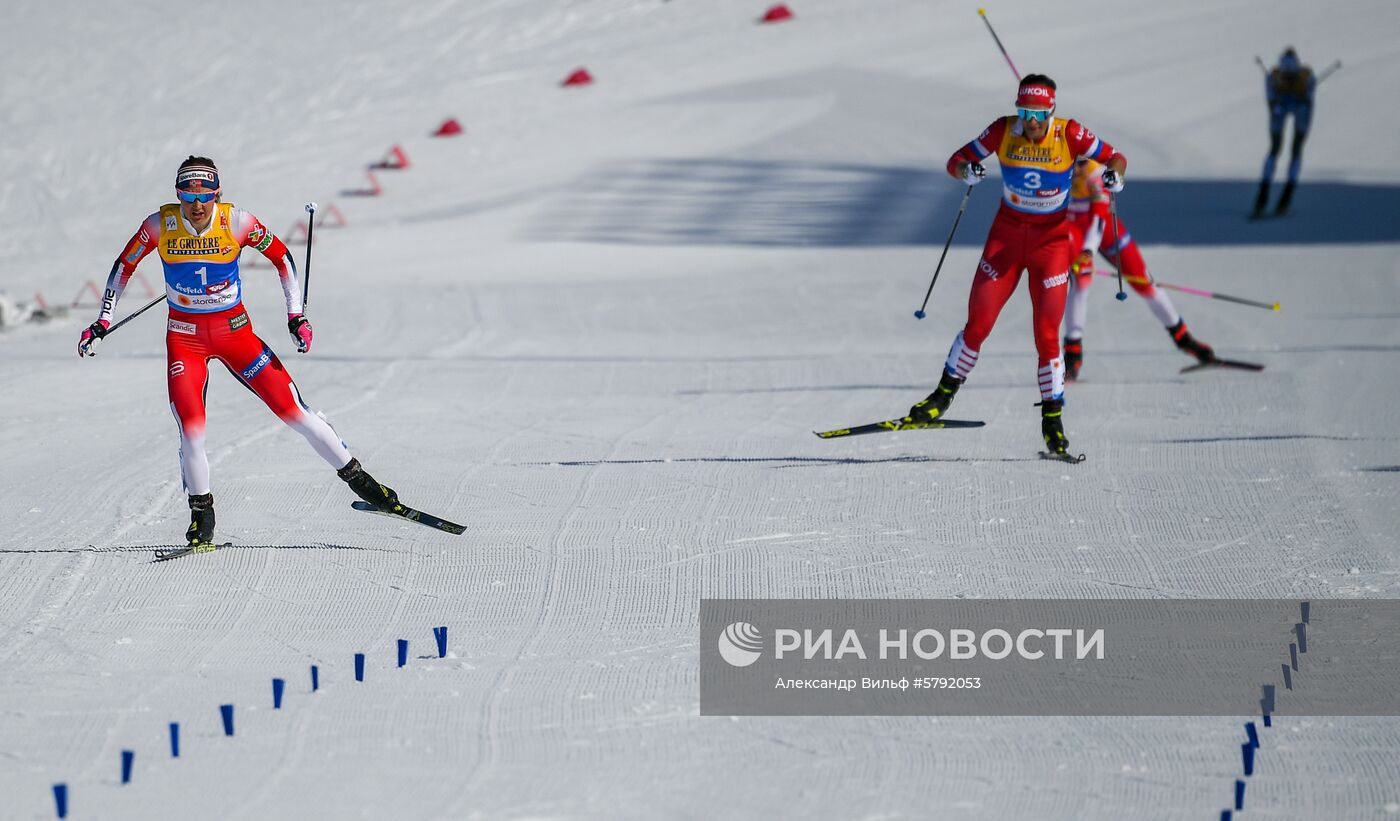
[352,501,466,535]
[1180,357,1265,374]
[814,418,985,439]
[153,542,231,562]
[1040,451,1087,464]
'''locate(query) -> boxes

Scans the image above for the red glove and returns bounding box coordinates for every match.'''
[288,314,313,353]
[78,319,110,357]
[1070,250,1094,275]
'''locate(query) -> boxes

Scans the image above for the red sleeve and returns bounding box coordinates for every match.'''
[946,118,1008,178]
[98,213,160,322]
[1090,197,1110,222]
[232,208,304,314]
[1065,119,1125,171]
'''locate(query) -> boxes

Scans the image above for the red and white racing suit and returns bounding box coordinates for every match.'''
[1064,161,1181,340]
[99,202,352,495]
[943,116,1124,400]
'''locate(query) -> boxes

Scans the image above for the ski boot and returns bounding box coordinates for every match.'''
[187,493,218,551]
[1273,181,1295,217]
[1168,320,1215,364]
[338,458,401,512]
[1250,180,1270,220]
[1063,337,1084,382]
[1040,398,1070,455]
[906,371,964,423]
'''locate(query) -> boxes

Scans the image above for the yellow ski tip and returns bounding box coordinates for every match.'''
[1272,302,1282,312]
[978,7,987,15]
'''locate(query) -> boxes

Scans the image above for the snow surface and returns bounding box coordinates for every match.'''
[3,0,1400,818]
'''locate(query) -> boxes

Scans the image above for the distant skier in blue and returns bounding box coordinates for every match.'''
[1252,47,1315,218]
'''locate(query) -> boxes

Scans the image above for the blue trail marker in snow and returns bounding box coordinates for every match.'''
[1241,742,1255,776]
[1221,811,1232,821]
[220,704,235,736]
[121,749,134,784]
[311,664,320,692]
[398,639,409,668]
[1289,643,1299,671]
[1235,779,1246,810]
[1282,664,1293,690]
[1263,713,1272,728]
[273,678,286,709]
[169,722,180,758]
[1301,601,1310,624]
[1261,684,1276,714]
[53,783,68,818]
[355,653,366,682]
[1245,721,1259,748]
[1296,622,1307,653]
[434,626,448,658]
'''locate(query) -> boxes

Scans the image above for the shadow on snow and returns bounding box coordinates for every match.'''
[534,158,1400,247]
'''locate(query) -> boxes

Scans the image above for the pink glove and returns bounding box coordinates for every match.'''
[288,314,313,353]
[78,319,111,357]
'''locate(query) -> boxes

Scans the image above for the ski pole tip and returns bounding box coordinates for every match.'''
[1116,292,1128,301]
[914,310,926,319]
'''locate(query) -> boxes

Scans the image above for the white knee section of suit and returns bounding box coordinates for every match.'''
[171,404,212,496]
[1144,288,1181,328]
[1066,277,1090,340]
[944,331,980,380]
[1038,359,1065,401]
[282,383,353,469]
[288,411,352,468]
[179,435,211,495]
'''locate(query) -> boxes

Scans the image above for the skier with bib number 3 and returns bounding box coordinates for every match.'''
[905,75,1126,459]
[77,156,402,550]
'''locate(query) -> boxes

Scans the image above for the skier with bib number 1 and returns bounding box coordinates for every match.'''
[78,156,458,553]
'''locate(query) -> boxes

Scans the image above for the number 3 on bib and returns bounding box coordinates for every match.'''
[1023,171,1042,190]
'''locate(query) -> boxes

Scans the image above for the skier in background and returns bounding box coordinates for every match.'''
[905,74,1126,457]
[1252,47,1315,218]
[78,156,400,549]
[1062,158,1215,380]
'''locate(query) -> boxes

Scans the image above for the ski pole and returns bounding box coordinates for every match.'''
[1254,55,1268,75]
[914,185,975,319]
[105,294,165,336]
[1317,60,1342,83]
[1107,195,1128,301]
[978,8,1021,82]
[301,202,317,308]
[1089,270,1281,311]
